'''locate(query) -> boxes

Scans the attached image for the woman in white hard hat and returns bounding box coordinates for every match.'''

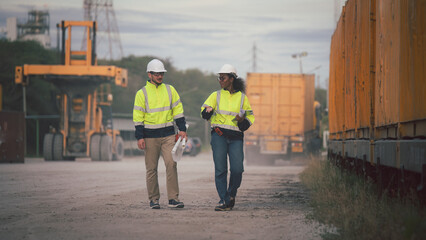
[201,64,255,211]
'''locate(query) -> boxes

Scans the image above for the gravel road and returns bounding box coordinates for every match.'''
[0,151,324,240]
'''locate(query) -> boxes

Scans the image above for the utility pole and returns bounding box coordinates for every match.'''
[316,75,321,88]
[307,65,322,88]
[292,51,308,74]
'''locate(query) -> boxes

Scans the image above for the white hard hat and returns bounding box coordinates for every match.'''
[146,59,167,73]
[218,64,237,77]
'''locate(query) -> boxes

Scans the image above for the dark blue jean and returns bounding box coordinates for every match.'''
[210,131,244,205]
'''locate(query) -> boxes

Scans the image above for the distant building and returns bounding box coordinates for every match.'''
[3,10,51,48]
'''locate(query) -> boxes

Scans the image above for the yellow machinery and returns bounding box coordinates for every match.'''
[15,21,128,161]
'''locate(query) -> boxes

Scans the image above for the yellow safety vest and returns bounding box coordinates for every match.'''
[201,89,254,131]
[133,81,184,129]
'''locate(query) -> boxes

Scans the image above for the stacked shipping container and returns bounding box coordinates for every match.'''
[328,0,426,186]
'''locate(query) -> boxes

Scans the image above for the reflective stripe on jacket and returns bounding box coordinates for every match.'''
[201,89,254,132]
[133,81,185,130]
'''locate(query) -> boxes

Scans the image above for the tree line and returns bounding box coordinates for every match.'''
[1,40,328,155]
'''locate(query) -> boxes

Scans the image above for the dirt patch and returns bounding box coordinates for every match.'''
[0,152,325,240]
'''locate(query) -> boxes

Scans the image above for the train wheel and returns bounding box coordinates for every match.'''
[52,133,64,160]
[43,133,54,161]
[113,136,124,161]
[100,135,113,161]
[90,134,101,161]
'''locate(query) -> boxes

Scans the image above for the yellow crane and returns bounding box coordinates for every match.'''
[15,21,128,161]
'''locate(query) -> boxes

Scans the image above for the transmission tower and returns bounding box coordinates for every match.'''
[251,42,257,72]
[82,0,124,60]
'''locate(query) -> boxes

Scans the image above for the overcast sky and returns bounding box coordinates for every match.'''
[0,0,344,88]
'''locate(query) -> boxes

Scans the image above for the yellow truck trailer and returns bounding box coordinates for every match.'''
[244,73,321,165]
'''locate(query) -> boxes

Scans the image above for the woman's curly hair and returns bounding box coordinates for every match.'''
[229,74,246,93]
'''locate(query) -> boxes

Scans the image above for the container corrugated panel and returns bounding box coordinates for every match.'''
[0,111,25,163]
[345,0,357,138]
[329,6,346,139]
[375,0,402,134]
[375,0,426,138]
[328,36,336,137]
[246,73,314,137]
[355,0,376,139]
[399,0,426,138]
[282,74,305,136]
[328,34,337,139]
[245,73,276,136]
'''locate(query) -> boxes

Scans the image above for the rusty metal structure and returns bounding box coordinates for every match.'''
[0,111,25,163]
[15,21,128,161]
[16,10,51,48]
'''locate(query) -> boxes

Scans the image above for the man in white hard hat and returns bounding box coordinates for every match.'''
[133,59,187,209]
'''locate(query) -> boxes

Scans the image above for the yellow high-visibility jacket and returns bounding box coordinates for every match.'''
[133,81,186,139]
[201,89,254,139]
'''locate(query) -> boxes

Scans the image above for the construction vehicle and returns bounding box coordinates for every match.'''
[14,21,127,161]
[244,73,321,165]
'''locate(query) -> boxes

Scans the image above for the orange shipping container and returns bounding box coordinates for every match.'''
[328,0,426,183]
[246,73,315,138]
[355,0,376,139]
[344,0,357,138]
[329,6,346,139]
[375,0,426,139]
[330,0,376,140]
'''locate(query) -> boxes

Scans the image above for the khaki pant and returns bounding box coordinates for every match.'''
[144,135,180,201]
